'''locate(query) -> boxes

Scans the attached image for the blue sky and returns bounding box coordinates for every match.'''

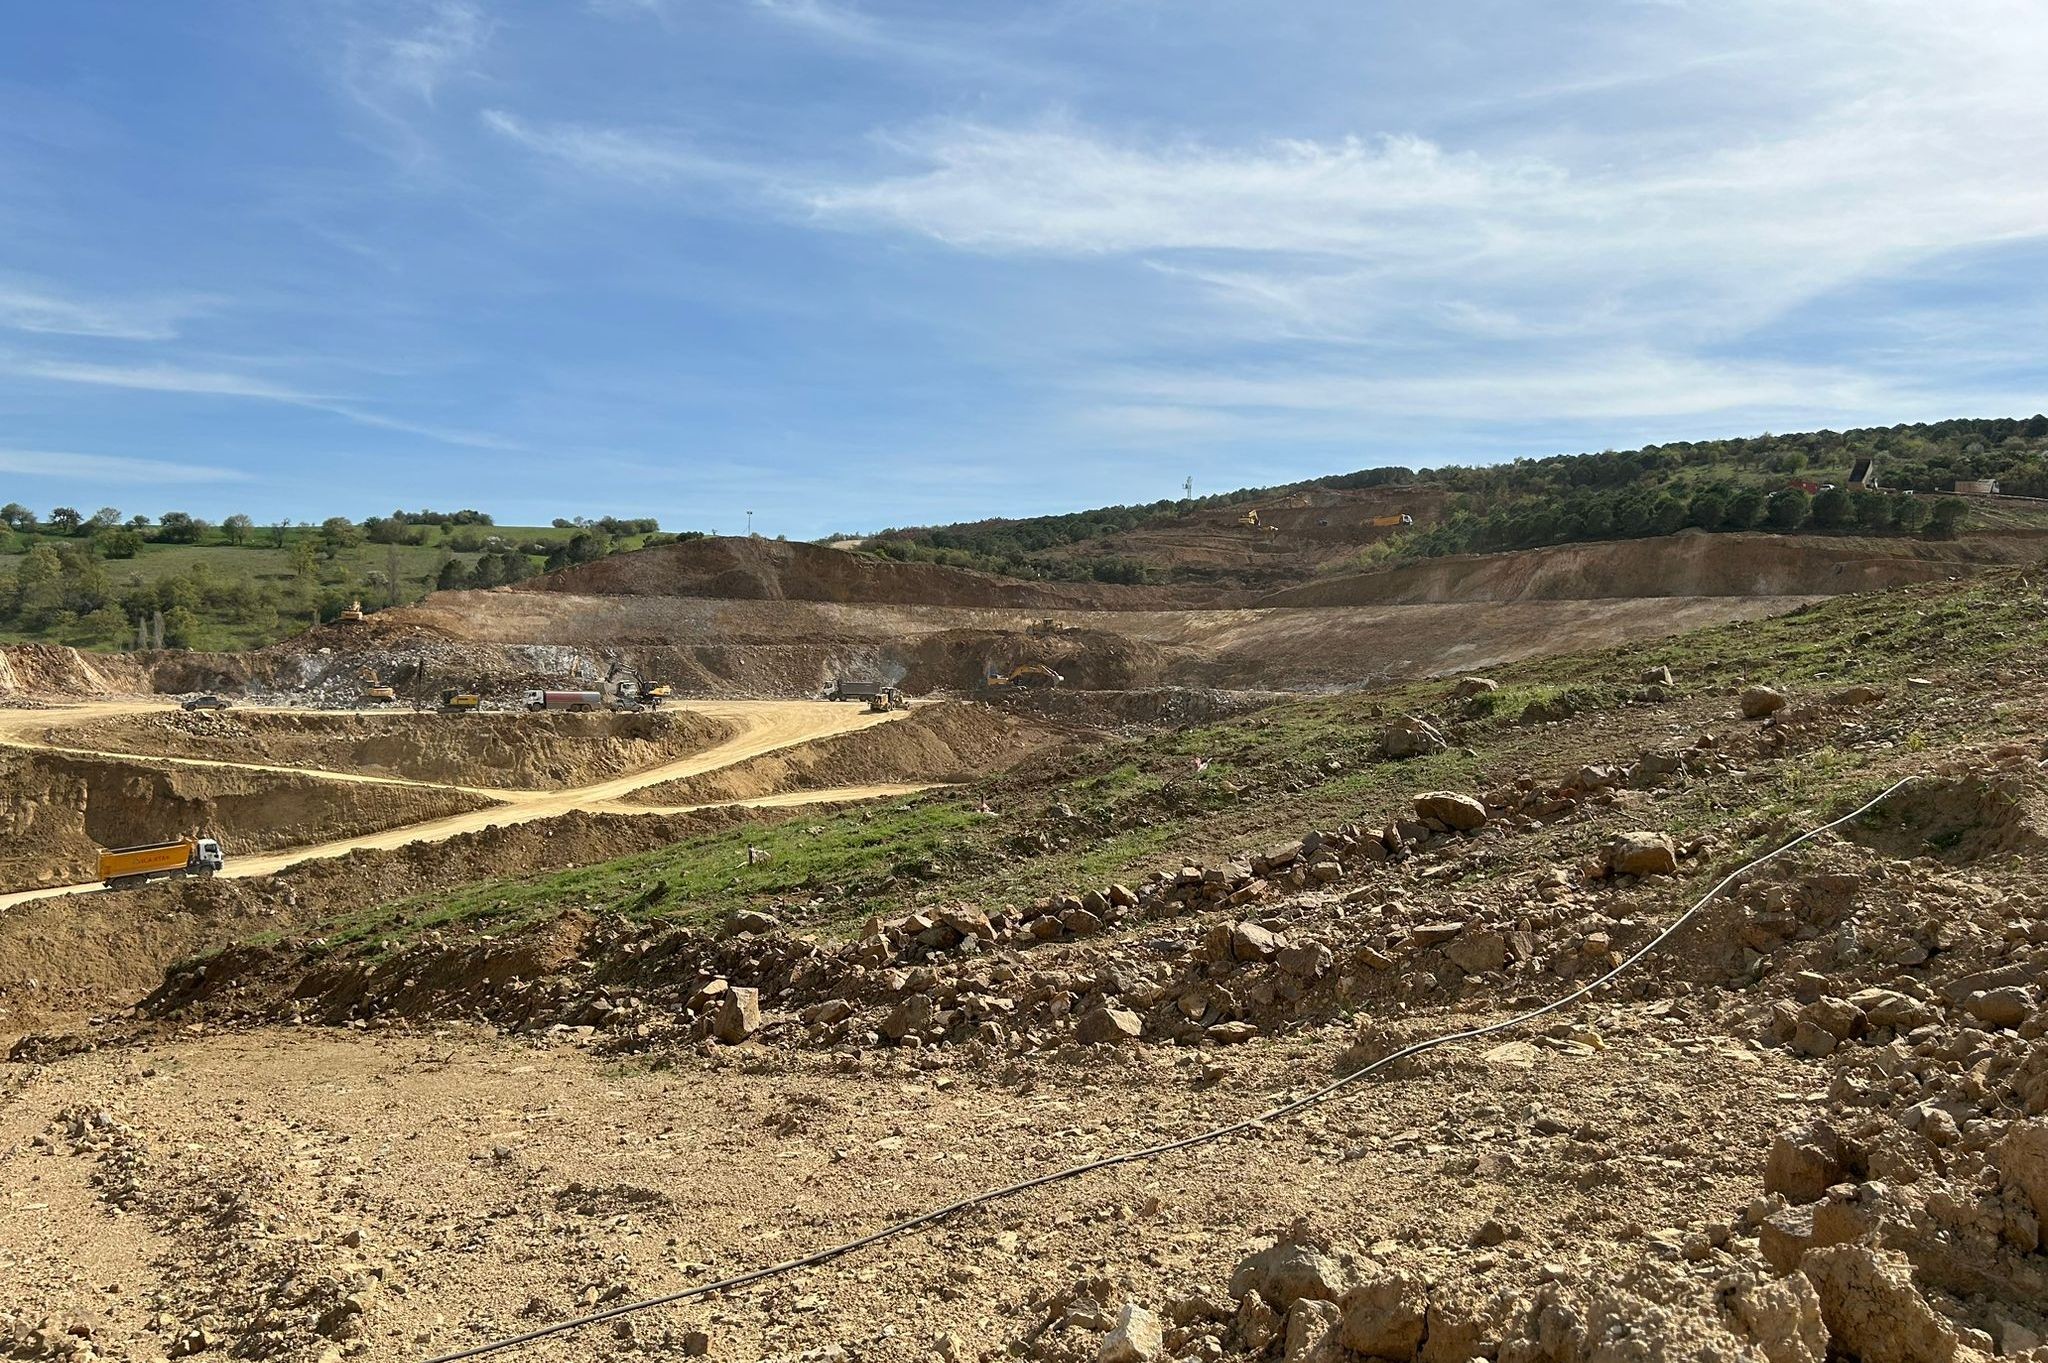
[2,1,2045,537]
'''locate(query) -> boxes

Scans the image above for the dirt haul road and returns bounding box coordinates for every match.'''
[0,699,916,912]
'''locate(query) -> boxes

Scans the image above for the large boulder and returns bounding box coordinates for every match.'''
[712,986,761,1043]
[1603,831,1677,877]
[1229,1237,1350,1310]
[1741,684,1789,719]
[1383,717,1449,758]
[1232,921,1282,961]
[1800,1244,1957,1363]
[1413,792,1487,833]
[1077,1006,1143,1045]
[1445,931,1508,976]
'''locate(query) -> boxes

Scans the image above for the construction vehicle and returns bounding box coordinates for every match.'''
[338,600,366,623]
[524,688,602,712]
[1238,509,1260,528]
[867,686,907,712]
[356,668,396,706]
[642,682,672,706]
[826,678,889,703]
[1370,513,1415,528]
[438,688,482,713]
[99,836,224,891]
[985,663,1063,688]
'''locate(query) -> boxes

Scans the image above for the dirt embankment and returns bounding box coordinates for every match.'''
[627,701,1061,806]
[0,750,498,893]
[1260,530,2005,606]
[0,644,149,699]
[0,803,779,1034]
[509,535,1225,609]
[39,708,734,789]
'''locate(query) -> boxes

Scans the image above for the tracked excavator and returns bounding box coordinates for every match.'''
[356,668,397,706]
[985,663,1063,688]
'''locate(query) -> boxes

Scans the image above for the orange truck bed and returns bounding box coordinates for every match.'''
[98,840,198,882]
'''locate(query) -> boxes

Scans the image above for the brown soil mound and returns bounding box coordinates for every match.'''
[0,750,497,892]
[1261,531,2002,606]
[509,535,1222,609]
[630,701,1060,805]
[1841,771,2048,863]
[40,708,732,789]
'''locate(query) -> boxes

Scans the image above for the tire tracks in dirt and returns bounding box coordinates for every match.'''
[0,699,924,912]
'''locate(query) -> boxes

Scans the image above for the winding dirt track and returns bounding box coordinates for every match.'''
[0,699,923,912]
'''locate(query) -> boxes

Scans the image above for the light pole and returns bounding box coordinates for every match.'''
[746,510,754,536]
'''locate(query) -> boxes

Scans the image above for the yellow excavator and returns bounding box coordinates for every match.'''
[338,600,366,623]
[438,687,482,714]
[985,663,1064,688]
[356,668,396,707]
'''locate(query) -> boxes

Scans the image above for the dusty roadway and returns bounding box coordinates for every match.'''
[0,698,921,912]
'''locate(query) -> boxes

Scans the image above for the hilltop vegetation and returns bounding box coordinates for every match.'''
[865,415,2047,582]
[0,504,696,651]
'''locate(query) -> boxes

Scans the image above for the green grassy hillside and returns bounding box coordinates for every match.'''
[0,512,682,651]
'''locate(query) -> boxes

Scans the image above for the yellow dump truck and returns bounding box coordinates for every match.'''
[99,837,225,890]
[1370,513,1414,528]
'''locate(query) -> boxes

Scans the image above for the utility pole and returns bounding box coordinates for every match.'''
[1183,476,1193,503]
[746,510,754,536]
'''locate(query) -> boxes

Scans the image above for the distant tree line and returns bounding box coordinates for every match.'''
[0,500,697,649]
[1403,479,1966,559]
[861,416,2044,579]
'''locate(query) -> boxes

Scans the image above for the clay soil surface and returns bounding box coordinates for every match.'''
[0,1008,1807,1363]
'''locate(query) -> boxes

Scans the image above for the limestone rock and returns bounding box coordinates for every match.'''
[1741,684,1789,719]
[1603,831,1677,877]
[1413,792,1487,833]
[1229,1238,1349,1309]
[1099,1303,1163,1363]
[1077,1006,1143,1045]
[1383,717,1449,758]
[1765,1122,1846,1205]
[712,986,760,1043]
[1445,931,1508,976]
[1965,986,2033,1028]
[1232,922,1282,961]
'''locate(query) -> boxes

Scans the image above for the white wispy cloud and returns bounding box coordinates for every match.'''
[3,356,511,448]
[0,448,250,483]
[0,283,208,342]
[336,0,492,162]
[479,109,745,186]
